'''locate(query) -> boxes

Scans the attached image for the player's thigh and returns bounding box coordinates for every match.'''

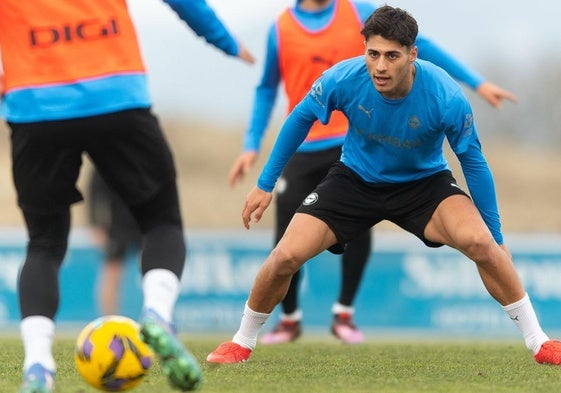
[9,121,83,211]
[87,109,176,206]
[424,194,492,250]
[276,213,338,265]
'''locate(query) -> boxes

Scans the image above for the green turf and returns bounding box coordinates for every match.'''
[2,336,561,392]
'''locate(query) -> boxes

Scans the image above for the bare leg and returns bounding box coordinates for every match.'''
[207,213,338,362]
[424,195,551,356]
[97,258,123,315]
[424,195,524,305]
[247,213,338,313]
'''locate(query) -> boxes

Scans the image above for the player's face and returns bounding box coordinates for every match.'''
[364,35,417,99]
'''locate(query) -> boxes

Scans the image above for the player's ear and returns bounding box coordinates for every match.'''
[409,45,418,63]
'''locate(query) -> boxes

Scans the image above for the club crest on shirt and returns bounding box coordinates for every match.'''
[408,115,421,129]
[303,192,319,206]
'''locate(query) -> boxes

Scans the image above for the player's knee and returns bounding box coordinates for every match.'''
[461,232,496,263]
[23,209,69,265]
[269,245,302,276]
[130,181,182,232]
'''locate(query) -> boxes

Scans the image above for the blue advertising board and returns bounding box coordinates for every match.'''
[0,228,560,338]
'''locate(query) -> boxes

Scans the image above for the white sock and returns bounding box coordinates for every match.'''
[142,269,179,323]
[332,302,355,315]
[280,309,303,322]
[502,293,549,354]
[21,316,56,372]
[232,302,270,351]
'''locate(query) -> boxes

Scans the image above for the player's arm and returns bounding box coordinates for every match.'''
[243,68,339,228]
[229,25,282,187]
[445,94,503,244]
[242,103,317,229]
[257,104,316,192]
[456,141,503,245]
[415,34,516,108]
[162,0,255,64]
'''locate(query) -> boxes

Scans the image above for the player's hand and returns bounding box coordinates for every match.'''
[242,186,272,229]
[237,43,256,65]
[476,81,517,108]
[228,151,257,187]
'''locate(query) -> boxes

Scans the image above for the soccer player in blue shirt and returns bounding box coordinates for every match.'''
[208,5,561,365]
[228,0,516,345]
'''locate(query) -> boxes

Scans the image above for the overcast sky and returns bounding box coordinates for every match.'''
[128,0,559,124]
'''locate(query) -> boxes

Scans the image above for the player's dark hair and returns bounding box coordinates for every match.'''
[361,5,418,48]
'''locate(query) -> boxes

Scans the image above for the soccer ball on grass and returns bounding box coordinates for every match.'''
[75,315,153,391]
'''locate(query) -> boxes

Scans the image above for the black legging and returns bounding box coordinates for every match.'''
[19,209,70,319]
[19,182,185,319]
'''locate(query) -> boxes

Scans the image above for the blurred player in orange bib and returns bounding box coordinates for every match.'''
[0,1,255,391]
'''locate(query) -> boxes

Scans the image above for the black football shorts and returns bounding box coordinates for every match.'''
[9,108,176,213]
[296,162,469,253]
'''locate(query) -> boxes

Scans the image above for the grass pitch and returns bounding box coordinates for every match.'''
[2,335,560,393]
